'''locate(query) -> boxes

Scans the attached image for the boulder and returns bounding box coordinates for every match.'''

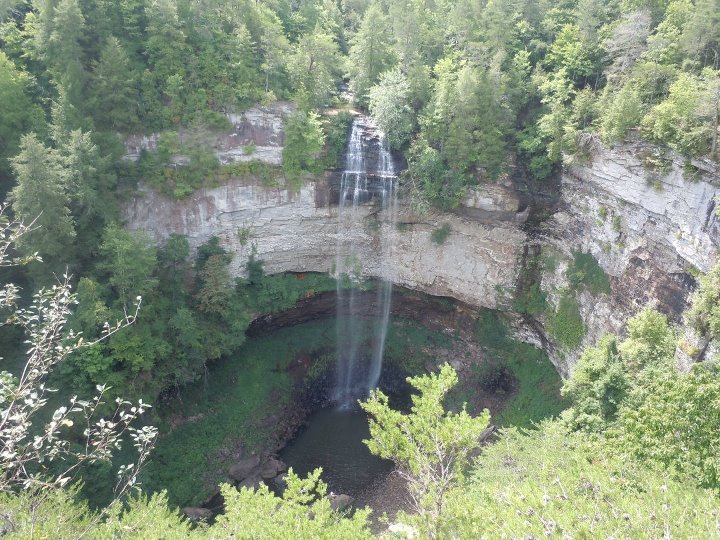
[228,455,260,482]
[329,493,354,512]
[182,507,213,521]
[270,473,287,491]
[238,474,262,491]
[259,457,287,479]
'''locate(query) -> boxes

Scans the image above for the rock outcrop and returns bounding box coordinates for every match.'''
[124,178,527,311]
[122,111,719,376]
[329,493,354,512]
[228,455,261,483]
[532,140,719,373]
[123,102,294,166]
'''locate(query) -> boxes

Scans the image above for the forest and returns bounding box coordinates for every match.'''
[1,0,720,537]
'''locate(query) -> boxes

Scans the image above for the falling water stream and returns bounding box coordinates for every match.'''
[281,117,400,512]
[334,116,398,406]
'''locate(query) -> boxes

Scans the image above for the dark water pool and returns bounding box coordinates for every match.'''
[280,406,394,506]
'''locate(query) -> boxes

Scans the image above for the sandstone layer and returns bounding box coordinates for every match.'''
[122,111,720,375]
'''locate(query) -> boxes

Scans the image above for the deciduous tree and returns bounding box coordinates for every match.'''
[361,364,490,538]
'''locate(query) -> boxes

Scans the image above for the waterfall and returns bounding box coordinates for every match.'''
[367,142,397,392]
[334,117,397,407]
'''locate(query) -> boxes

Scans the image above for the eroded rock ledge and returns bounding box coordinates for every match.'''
[123,137,719,376]
[124,177,526,311]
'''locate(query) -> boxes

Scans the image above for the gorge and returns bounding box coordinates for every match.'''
[124,105,720,376]
[5,0,720,536]
[119,105,720,512]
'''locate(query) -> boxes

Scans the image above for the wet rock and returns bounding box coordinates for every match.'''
[259,457,287,479]
[182,507,213,521]
[238,474,262,491]
[228,455,260,482]
[329,493,354,512]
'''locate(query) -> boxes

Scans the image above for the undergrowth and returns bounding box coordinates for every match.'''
[145,320,338,507]
[474,309,567,427]
[546,291,585,350]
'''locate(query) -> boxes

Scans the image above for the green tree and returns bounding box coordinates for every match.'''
[361,363,490,538]
[213,471,372,539]
[681,0,720,68]
[562,307,676,432]
[194,253,234,317]
[561,335,628,432]
[145,0,188,85]
[61,130,116,260]
[9,133,75,272]
[91,37,139,132]
[213,24,262,109]
[98,223,158,308]
[158,233,190,300]
[287,29,341,107]
[282,109,325,187]
[536,69,576,163]
[439,421,720,538]
[686,258,720,339]
[0,52,45,181]
[617,307,676,372]
[545,24,598,82]
[420,55,459,148]
[617,364,720,491]
[257,9,290,95]
[406,138,466,209]
[368,67,413,150]
[444,64,511,179]
[600,82,643,142]
[641,71,713,155]
[346,3,396,105]
[42,0,87,107]
[643,0,692,65]
[145,0,190,125]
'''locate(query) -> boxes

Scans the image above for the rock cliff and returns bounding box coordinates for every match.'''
[532,140,719,373]
[122,112,719,376]
[124,178,527,311]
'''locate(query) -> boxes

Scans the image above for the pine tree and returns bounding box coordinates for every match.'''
[346,4,396,106]
[91,37,139,132]
[9,133,75,273]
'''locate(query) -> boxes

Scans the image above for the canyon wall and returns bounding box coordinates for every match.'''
[122,111,720,376]
[124,179,527,311]
[532,141,719,373]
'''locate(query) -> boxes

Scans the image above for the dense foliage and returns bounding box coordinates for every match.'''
[1,0,720,537]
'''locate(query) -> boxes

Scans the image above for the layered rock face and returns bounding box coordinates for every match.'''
[121,109,719,375]
[124,178,527,311]
[531,141,719,373]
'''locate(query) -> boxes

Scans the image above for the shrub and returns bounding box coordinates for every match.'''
[547,291,585,349]
[431,223,452,244]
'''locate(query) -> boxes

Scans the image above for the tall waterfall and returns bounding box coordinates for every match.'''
[334,116,397,406]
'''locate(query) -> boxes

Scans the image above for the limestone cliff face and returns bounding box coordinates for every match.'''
[121,111,720,376]
[124,178,527,311]
[533,140,719,373]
